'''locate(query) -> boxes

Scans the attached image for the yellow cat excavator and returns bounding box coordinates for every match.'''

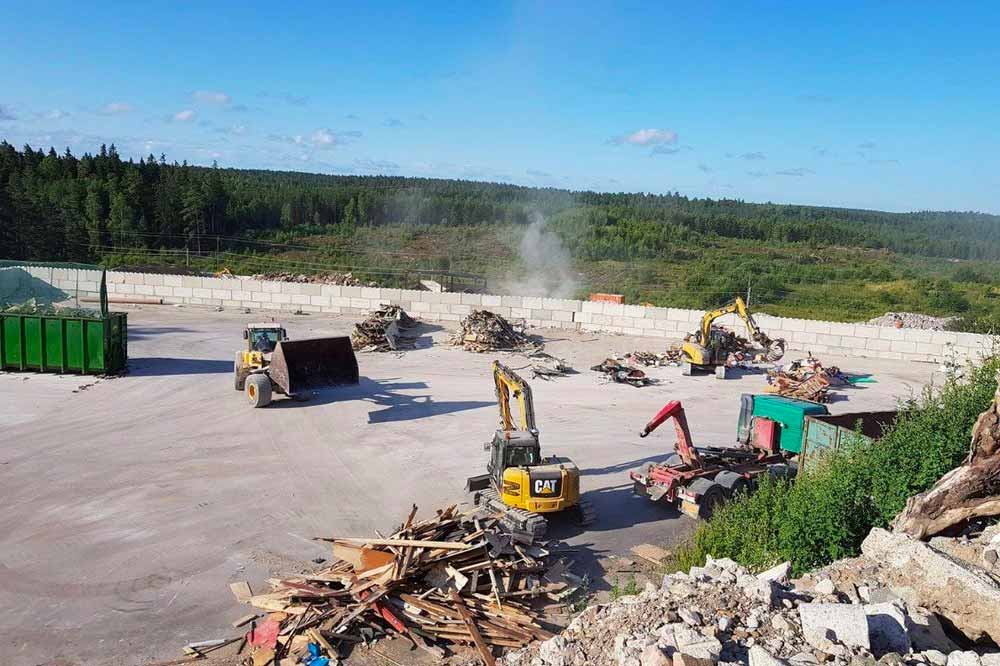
[680,296,785,378]
[466,361,596,542]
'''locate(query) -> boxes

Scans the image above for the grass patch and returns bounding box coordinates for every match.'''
[673,356,1000,576]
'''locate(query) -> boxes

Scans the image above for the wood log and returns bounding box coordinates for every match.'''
[894,371,1000,539]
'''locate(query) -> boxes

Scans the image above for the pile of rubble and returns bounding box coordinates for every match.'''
[252,271,378,287]
[502,526,1000,666]
[865,313,955,331]
[453,310,538,353]
[626,349,685,367]
[591,357,656,387]
[765,357,847,403]
[527,351,574,380]
[351,305,419,352]
[188,505,585,666]
[1,300,101,318]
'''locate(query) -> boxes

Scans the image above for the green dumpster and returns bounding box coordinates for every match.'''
[0,262,128,374]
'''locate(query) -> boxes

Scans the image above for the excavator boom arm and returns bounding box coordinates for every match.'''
[493,360,537,433]
[698,296,760,343]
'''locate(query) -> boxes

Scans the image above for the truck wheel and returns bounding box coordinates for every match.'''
[715,471,750,498]
[245,374,272,408]
[696,483,726,519]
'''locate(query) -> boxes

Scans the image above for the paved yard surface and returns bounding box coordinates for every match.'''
[0,305,942,666]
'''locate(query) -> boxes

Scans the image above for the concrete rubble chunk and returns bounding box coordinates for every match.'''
[921,651,948,666]
[642,644,672,666]
[679,608,704,626]
[946,652,981,666]
[861,528,1000,644]
[759,562,793,585]
[815,579,837,596]
[674,652,719,666]
[980,654,1000,666]
[749,646,791,666]
[799,603,871,652]
[863,602,911,656]
[539,635,569,666]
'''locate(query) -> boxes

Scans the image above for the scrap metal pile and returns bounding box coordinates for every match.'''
[351,305,419,352]
[766,356,845,403]
[453,310,537,353]
[708,326,781,366]
[197,505,578,666]
[624,349,684,367]
[252,271,377,287]
[590,356,655,387]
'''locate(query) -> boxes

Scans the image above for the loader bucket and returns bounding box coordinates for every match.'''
[268,336,359,395]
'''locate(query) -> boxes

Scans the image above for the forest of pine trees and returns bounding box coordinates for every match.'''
[2,140,1000,265]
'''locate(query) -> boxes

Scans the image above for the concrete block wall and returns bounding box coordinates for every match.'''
[5,265,994,365]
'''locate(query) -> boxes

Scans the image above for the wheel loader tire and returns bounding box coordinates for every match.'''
[715,471,750,498]
[234,352,247,391]
[246,374,272,408]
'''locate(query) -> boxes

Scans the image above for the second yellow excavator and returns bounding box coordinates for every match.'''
[466,361,596,542]
[680,296,785,378]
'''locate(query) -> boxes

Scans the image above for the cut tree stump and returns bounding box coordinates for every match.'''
[893,371,1000,539]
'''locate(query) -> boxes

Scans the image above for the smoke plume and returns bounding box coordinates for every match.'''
[502,210,578,298]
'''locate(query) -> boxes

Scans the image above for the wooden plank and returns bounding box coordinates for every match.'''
[231,613,260,628]
[319,537,472,550]
[229,581,253,603]
[450,590,496,666]
[630,543,671,566]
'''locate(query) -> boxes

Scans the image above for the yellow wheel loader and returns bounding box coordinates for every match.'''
[234,323,359,407]
[680,296,785,379]
[466,361,596,542]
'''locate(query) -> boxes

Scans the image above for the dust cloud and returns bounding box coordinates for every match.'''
[502,210,578,299]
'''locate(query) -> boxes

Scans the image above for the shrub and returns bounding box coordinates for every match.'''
[673,356,1000,576]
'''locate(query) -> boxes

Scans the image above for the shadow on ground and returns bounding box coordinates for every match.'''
[126,327,198,340]
[267,376,494,421]
[128,357,233,376]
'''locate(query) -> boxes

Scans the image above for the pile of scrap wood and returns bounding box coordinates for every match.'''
[765,356,845,402]
[252,271,377,287]
[590,356,654,387]
[196,505,581,666]
[452,310,536,353]
[625,349,683,367]
[351,305,419,352]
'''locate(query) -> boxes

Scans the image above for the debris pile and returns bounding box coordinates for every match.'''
[502,527,1000,666]
[527,351,574,380]
[253,271,378,287]
[453,310,537,353]
[766,356,846,403]
[351,305,419,352]
[866,312,954,330]
[591,357,655,387]
[201,505,584,666]
[1,300,101,318]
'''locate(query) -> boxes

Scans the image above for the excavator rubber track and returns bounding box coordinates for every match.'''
[477,487,548,544]
[574,497,597,525]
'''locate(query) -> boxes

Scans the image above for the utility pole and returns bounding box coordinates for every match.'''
[746,276,752,308]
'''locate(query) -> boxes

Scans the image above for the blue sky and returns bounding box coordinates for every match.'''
[1,1,998,213]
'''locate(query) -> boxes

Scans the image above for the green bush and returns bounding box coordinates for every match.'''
[673,357,1000,576]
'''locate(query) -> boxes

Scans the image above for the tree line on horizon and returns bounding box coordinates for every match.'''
[2,140,1000,265]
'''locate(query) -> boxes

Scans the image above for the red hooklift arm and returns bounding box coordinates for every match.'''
[639,400,702,469]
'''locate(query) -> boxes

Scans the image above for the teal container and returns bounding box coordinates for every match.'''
[750,395,829,454]
[0,312,127,374]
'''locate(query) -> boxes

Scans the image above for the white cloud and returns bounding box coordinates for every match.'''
[310,128,336,146]
[623,128,678,146]
[44,109,70,120]
[229,124,246,135]
[102,102,132,114]
[192,90,231,105]
[174,109,196,122]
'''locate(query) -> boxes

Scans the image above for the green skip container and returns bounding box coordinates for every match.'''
[0,261,128,375]
[0,311,128,374]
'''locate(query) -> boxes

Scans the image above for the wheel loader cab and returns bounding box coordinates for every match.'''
[245,325,286,354]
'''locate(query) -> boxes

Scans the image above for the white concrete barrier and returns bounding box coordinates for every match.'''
[7,265,994,364]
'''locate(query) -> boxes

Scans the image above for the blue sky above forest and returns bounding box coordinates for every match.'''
[1,1,998,213]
